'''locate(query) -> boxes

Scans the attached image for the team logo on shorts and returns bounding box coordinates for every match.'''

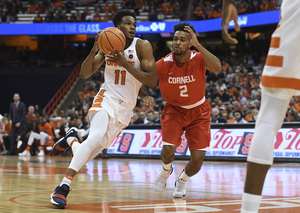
[129,54,133,59]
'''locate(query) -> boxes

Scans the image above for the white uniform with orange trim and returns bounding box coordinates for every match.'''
[246,0,300,166]
[87,37,142,148]
[261,0,300,99]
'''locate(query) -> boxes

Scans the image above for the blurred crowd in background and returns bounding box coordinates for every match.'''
[0,0,278,23]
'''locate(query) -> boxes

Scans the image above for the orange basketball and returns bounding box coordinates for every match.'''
[98,27,126,55]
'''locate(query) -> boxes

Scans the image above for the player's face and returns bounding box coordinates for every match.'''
[173,31,191,56]
[119,16,136,41]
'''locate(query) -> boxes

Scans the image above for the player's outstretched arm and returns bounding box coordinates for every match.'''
[80,31,105,79]
[221,0,240,44]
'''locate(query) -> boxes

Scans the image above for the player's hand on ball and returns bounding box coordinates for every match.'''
[93,31,102,53]
[106,51,126,66]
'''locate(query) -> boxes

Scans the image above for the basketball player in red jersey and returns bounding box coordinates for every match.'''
[154,23,221,197]
[223,1,300,212]
[50,10,157,208]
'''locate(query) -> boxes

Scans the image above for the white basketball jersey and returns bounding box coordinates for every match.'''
[101,37,143,109]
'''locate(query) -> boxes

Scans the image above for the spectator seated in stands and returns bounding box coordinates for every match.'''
[0,115,11,155]
[287,108,299,122]
[19,115,54,156]
[33,13,43,23]
[56,115,75,141]
[93,10,102,22]
[233,110,248,124]
[211,107,227,123]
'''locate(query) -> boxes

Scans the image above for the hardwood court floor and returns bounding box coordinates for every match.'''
[1,156,300,213]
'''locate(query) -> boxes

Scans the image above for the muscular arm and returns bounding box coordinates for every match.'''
[185,26,221,74]
[107,39,158,88]
[80,32,105,79]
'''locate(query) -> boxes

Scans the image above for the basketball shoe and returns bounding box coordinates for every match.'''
[50,184,70,209]
[173,178,187,198]
[18,149,30,156]
[153,166,173,192]
[51,127,79,156]
[37,150,45,156]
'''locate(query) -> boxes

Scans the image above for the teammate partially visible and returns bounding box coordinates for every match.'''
[222,1,300,212]
[153,22,221,197]
[50,10,157,209]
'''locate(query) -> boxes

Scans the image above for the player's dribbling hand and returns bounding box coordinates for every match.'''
[142,96,155,109]
[221,0,240,44]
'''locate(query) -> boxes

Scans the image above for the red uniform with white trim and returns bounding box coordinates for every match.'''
[157,50,211,150]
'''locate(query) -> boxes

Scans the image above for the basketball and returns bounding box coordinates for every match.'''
[97,27,126,55]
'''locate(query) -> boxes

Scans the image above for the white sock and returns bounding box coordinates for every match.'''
[178,170,189,182]
[60,175,73,187]
[67,137,78,146]
[163,163,172,171]
[17,140,22,149]
[241,192,262,213]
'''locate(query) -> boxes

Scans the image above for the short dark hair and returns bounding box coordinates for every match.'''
[233,110,242,116]
[174,22,196,34]
[113,10,136,27]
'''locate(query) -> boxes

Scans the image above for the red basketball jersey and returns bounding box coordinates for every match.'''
[157,50,206,107]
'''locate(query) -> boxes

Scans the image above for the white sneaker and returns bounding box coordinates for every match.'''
[154,167,173,192]
[18,150,30,156]
[37,150,45,156]
[173,178,187,198]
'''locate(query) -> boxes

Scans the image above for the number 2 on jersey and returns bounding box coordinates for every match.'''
[179,85,188,97]
[114,70,126,85]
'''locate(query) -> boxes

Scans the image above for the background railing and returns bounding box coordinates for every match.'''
[43,60,83,116]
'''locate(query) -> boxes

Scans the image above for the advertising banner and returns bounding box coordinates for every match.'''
[107,127,300,159]
[0,10,280,35]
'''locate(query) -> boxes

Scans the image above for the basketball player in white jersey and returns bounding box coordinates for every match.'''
[222,1,300,212]
[50,10,157,209]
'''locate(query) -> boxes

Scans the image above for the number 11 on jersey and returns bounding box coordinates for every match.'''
[115,70,126,85]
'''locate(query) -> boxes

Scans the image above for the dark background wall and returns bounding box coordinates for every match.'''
[0,66,73,115]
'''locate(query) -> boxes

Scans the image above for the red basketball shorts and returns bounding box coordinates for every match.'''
[160,99,211,150]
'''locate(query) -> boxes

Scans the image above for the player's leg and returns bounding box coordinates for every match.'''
[241,91,290,213]
[173,150,206,198]
[50,110,109,208]
[173,111,210,198]
[154,104,183,192]
[153,144,177,192]
[19,131,40,156]
[37,131,49,156]
[173,101,211,198]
